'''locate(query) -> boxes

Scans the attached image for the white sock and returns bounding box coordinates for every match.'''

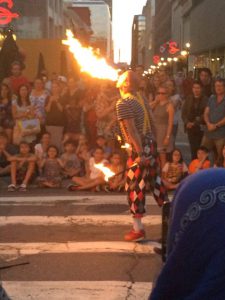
[133,218,144,232]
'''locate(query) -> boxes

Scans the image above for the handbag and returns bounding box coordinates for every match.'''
[18,118,41,136]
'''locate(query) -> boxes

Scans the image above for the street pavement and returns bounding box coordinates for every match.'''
[0,193,163,300]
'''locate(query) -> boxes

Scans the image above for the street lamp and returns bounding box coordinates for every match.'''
[181,50,188,56]
[183,42,191,74]
[185,42,191,49]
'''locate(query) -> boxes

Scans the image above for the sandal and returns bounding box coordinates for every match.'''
[18,184,27,192]
[7,184,17,192]
[67,184,79,191]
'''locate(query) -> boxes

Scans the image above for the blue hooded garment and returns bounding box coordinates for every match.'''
[149,168,225,300]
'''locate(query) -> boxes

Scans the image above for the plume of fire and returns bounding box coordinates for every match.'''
[117,135,132,150]
[121,143,131,149]
[117,135,122,143]
[94,163,115,182]
[63,30,120,81]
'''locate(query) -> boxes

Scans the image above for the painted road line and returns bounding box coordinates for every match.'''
[3,281,153,300]
[0,241,161,256]
[0,215,161,226]
[0,194,171,205]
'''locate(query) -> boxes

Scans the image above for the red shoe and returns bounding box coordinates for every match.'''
[124,229,145,242]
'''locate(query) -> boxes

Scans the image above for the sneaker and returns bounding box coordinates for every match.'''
[95,185,101,192]
[124,229,146,242]
[18,183,27,192]
[7,184,17,192]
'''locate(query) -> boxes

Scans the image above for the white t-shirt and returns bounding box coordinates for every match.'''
[89,157,108,179]
[34,143,45,160]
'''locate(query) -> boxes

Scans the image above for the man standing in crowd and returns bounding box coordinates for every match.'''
[116,70,168,242]
[3,61,30,95]
[182,81,208,159]
[199,68,213,98]
[202,79,225,161]
[183,70,194,98]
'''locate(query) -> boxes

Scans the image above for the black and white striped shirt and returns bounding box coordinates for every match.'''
[116,96,152,140]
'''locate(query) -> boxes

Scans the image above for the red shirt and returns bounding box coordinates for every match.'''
[8,75,30,94]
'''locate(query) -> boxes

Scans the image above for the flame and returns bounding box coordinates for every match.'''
[117,135,131,150]
[117,135,122,143]
[63,30,119,81]
[94,163,115,182]
[121,143,131,149]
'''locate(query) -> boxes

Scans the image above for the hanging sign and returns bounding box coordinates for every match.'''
[159,41,180,56]
[168,41,180,55]
[153,55,160,65]
[0,0,19,25]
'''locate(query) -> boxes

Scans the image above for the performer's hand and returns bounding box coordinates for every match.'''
[134,155,147,167]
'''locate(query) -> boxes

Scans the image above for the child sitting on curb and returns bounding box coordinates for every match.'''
[68,147,108,191]
[8,141,36,192]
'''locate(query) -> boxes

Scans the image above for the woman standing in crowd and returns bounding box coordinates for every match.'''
[63,78,83,143]
[95,81,116,138]
[149,73,161,105]
[152,85,174,168]
[30,78,48,134]
[45,81,65,151]
[182,81,208,159]
[82,81,98,147]
[12,85,38,145]
[215,144,225,167]
[0,84,14,142]
[166,79,182,146]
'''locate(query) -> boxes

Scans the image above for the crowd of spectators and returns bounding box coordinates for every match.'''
[0,61,224,192]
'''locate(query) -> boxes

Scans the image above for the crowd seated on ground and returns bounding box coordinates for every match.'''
[0,61,225,192]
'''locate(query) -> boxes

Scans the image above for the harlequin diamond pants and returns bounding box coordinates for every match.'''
[125,136,168,218]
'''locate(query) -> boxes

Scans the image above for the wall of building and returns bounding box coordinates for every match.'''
[17,39,76,80]
[142,0,153,69]
[11,0,64,39]
[154,0,172,55]
[69,1,112,58]
[190,0,225,54]
[171,0,183,48]
[131,15,146,68]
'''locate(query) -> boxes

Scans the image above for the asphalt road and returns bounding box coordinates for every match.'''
[0,194,162,300]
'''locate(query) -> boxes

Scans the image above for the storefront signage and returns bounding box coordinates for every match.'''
[159,41,180,55]
[153,55,160,65]
[0,0,19,25]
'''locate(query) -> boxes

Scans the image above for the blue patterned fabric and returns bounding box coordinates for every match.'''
[149,168,225,300]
